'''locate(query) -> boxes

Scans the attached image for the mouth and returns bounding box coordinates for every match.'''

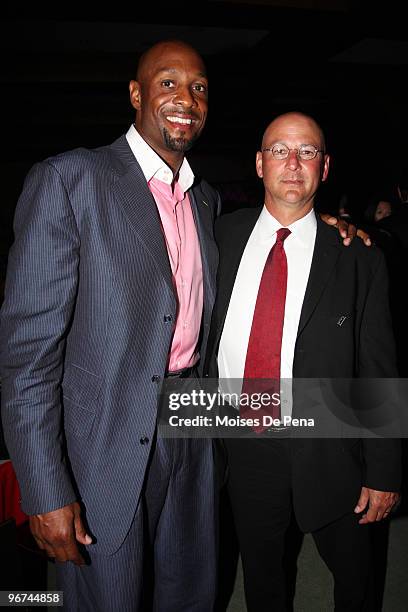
[281,176,303,184]
[166,115,194,126]
[164,110,201,131]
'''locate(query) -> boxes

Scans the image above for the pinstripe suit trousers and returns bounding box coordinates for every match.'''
[57,436,217,612]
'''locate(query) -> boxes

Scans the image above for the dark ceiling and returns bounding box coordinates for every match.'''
[2,1,408,232]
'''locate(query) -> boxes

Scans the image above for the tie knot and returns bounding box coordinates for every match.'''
[276,227,291,243]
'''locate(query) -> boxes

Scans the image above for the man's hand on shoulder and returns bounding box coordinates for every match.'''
[354,486,400,524]
[29,501,92,565]
[319,213,372,247]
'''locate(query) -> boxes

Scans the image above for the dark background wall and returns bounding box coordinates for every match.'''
[2,0,407,270]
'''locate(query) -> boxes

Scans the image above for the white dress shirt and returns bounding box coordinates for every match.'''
[126,124,194,190]
[218,206,316,414]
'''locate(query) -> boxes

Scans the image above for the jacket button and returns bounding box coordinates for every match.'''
[151,375,161,383]
[140,436,149,445]
[164,314,173,322]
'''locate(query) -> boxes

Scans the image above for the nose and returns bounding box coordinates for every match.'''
[285,149,301,170]
[173,84,196,108]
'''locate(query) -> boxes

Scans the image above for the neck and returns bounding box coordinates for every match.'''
[162,152,184,177]
[264,201,314,226]
[133,123,184,176]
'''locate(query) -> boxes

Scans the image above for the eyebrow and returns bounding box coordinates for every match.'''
[156,67,208,79]
[263,142,322,152]
[268,141,320,146]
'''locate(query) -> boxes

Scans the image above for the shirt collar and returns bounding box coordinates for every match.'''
[125,124,195,193]
[257,205,317,248]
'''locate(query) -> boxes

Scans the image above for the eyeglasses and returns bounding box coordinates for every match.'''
[262,143,324,161]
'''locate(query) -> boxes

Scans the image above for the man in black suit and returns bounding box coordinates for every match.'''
[206,112,401,611]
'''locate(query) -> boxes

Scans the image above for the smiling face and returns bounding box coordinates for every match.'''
[256,112,330,224]
[129,41,208,171]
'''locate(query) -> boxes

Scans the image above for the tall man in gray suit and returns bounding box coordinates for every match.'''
[0,40,220,611]
[0,40,365,610]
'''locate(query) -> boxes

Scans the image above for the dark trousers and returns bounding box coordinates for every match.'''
[225,437,372,612]
[58,436,217,612]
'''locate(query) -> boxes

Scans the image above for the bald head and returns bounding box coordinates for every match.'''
[256,111,330,224]
[261,112,326,152]
[136,40,206,82]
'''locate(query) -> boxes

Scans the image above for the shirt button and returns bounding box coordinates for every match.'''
[151,375,161,383]
[164,314,173,322]
[140,436,149,445]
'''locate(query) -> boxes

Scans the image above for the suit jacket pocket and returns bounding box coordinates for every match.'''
[330,311,355,328]
[62,397,97,439]
[62,365,103,439]
[62,364,103,409]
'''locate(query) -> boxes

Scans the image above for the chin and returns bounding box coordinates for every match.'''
[283,193,302,202]
[169,138,195,152]
[163,128,198,152]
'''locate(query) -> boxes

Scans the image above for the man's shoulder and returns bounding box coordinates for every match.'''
[37,134,132,179]
[20,137,135,201]
[215,206,262,238]
[42,142,113,174]
[318,216,383,266]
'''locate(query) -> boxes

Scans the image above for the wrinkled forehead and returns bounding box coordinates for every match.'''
[262,115,324,149]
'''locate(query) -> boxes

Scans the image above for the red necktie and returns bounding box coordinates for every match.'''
[240,227,291,432]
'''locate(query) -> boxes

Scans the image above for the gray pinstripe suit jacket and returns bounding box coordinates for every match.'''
[0,134,220,554]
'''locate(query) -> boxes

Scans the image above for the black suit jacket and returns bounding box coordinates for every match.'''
[205,206,401,532]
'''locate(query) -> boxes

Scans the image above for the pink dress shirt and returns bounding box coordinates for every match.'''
[148,178,203,371]
[125,125,204,371]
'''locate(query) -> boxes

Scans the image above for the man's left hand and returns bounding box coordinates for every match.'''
[319,213,371,246]
[354,486,400,523]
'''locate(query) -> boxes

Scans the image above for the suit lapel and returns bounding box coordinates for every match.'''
[108,136,174,295]
[189,187,218,312]
[216,207,262,346]
[297,216,342,337]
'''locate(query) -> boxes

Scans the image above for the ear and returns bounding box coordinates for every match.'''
[255,151,263,178]
[321,154,330,183]
[129,80,142,110]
